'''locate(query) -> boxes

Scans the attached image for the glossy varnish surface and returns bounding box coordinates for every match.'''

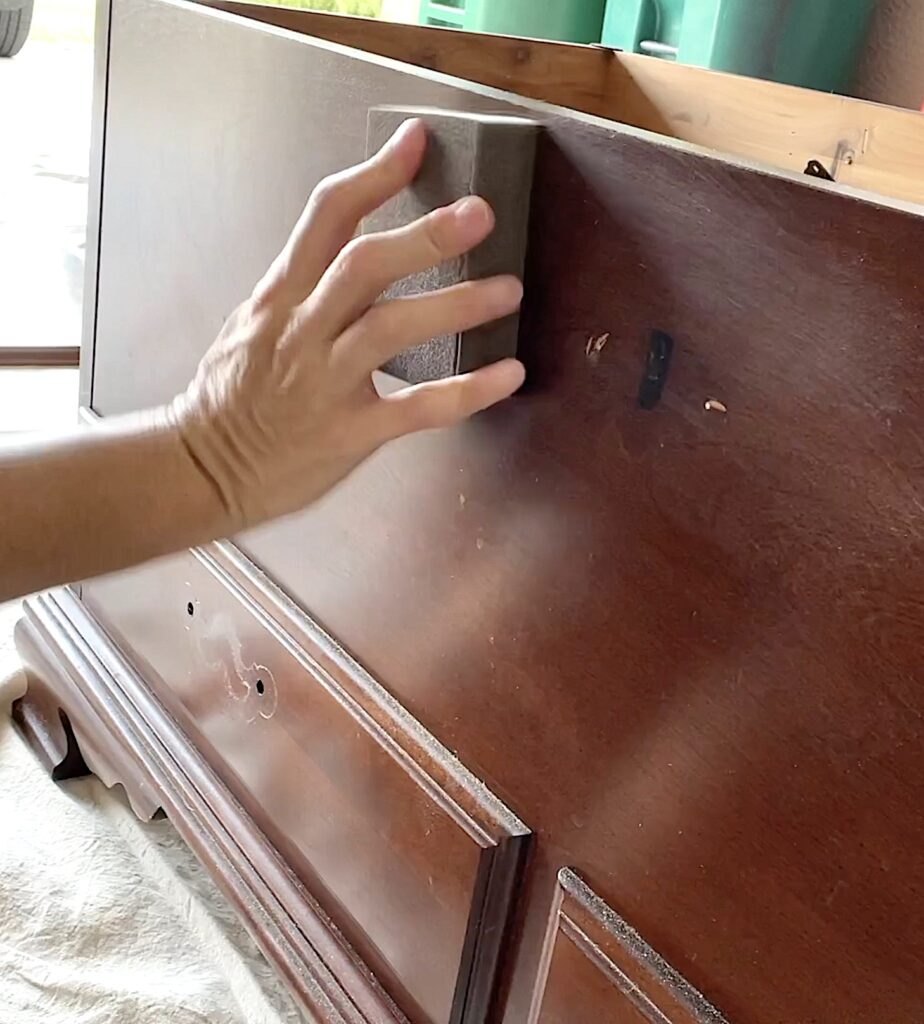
[15,589,407,1024]
[529,870,727,1024]
[82,545,528,1024]
[88,1,924,1021]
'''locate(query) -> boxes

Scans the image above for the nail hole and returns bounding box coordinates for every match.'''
[186,602,194,616]
[255,679,265,695]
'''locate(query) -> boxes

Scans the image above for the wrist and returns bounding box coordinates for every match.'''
[160,399,243,541]
[166,391,251,536]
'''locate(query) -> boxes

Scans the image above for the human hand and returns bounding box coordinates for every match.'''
[171,118,525,531]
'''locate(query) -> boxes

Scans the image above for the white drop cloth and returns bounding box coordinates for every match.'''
[0,600,303,1024]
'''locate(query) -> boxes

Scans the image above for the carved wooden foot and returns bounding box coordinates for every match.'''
[13,586,405,1023]
[11,659,89,783]
[14,595,161,820]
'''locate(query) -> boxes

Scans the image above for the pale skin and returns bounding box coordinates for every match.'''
[0,120,525,604]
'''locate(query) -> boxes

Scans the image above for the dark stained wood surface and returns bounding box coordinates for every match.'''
[82,544,528,1024]
[16,588,405,1024]
[529,870,726,1024]
[87,1,924,1021]
[15,594,163,821]
[0,346,79,367]
[12,663,90,784]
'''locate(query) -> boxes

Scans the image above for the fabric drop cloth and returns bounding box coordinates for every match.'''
[0,599,303,1024]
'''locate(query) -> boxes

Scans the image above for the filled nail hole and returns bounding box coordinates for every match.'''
[186,602,195,616]
[256,679,265,696]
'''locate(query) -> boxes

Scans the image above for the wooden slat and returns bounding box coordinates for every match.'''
[204,1,924,209]
[0,346,79,367]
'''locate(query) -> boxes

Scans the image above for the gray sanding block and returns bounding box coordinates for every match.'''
[365,105,540,383]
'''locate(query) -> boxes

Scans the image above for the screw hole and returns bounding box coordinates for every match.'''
[186,602,194,616]
[255,679,265,695]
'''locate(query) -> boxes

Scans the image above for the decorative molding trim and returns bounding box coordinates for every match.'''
[15,587,408,1024]
[202,540,528,848]
[69,418,531,1022]
[188,538,531,1024]
[529,869,730,1024]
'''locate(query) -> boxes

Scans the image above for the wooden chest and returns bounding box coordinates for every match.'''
[15,2,924,1021]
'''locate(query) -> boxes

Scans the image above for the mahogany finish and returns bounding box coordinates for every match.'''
[529,870,726,1024]
[16,589,406,1024]
[0,347,79,367]
[81,544,528,1024]
[14,2,924,1023]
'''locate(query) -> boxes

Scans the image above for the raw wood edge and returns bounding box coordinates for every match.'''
[197,0,924,210]
[556,868,730,1024]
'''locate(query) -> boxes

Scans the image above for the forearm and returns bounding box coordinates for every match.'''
[0,409,233,603]
[0,121,526,603]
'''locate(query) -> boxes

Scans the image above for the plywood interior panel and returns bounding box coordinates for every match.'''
[206,0,924,207]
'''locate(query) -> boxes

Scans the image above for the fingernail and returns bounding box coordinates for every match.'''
[387,118,423,151]
[493,275,523,308]
[454,196,491,229]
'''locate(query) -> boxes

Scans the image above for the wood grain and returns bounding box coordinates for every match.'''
[81,543,529,1024]
[80,1,924,1022]
[206,1,924,207]
[528,870,727,1024]
[0,347,79,367]
[16,587,408,1024]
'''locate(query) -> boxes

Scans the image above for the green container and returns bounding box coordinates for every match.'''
[601,0,878,93]
[419,0,606,44]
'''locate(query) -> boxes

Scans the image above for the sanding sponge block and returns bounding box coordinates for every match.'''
[365,105,540,384]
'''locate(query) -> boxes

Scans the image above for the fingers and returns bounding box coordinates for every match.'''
[305,195,495,341]
[371,358,526,442]
[331,274,522,382]
[253,118,427,308]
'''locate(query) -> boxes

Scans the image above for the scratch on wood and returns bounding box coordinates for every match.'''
[585,332,610,358]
